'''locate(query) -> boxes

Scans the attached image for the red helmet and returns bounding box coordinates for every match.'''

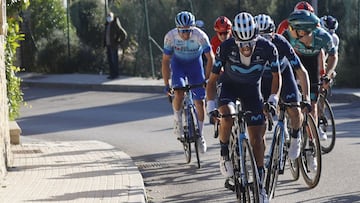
[294,1,314,13]
[214,16,232,32]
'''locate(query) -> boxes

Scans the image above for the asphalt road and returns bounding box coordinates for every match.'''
[19,86,360,202]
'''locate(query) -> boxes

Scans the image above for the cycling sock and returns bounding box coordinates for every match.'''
[198,121,204,136]
[291,128,300,138]
[174,110,182,122]
[220,141,229,157]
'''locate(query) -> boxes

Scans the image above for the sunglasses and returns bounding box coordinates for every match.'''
[178,28,193,33]
[218,31,230,36]
[235,40,256,48]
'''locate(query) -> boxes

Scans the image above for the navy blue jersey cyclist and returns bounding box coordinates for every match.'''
[255,14,311,162]
[206,12,281,203]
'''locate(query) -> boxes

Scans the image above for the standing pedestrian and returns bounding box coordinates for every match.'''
[104,11,127,79]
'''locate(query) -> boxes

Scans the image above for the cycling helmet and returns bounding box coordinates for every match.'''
[232,12,258,41]
[288,10,320,32]
[294,1,315,13]
[320,15,338,33]
[175,11,195,27]
[254,14,275,34]
[214,16,232,32]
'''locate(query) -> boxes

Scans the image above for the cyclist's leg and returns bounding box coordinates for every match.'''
[282,66,303,160]
[187,58,206,133]
[217,81,237,177]
[171,62,186,137]
[241,84,266,184]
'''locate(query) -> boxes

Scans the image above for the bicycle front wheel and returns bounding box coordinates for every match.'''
[238,138,260,203]
[265,125,281,200]
[182,111,191,164]
[299,114,322,188]
[190,107,201,168]
[318,96,336,153]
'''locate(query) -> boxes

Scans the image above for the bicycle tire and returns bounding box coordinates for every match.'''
[299,114,322,188]
[239,139,260,203]
[318,95,336,153]
[182,110,191,164]
[265,125,281,200]
[190,107,201,168]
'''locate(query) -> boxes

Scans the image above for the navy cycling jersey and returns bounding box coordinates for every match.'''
[213,37,280,84]
[263,34,302,77]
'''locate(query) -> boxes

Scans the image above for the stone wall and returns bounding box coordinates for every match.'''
[0,0,12,180]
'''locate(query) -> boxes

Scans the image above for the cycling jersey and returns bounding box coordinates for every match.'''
[283,28,336,57]
[210,35,222,54]
[283,27,336,101]
[261,34,301,103]
[214,36,280,126]
[163,27,211,100]
[163,27,211,61]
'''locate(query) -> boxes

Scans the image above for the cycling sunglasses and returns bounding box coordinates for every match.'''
[218,31,230,36]
[178,28,193,33]
[235,39,256,48]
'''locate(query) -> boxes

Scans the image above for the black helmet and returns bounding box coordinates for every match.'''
[288,10,319,32]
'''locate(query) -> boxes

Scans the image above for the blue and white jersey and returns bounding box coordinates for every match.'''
[163,27,211,62]
[263,34,302,78]
[213,36,280,84]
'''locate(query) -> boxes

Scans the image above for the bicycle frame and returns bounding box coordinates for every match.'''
[183,85,201,141]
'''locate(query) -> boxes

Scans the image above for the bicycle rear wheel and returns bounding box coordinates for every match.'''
[299,114,322,188]
[318,95,336,153]
[238,138,260,203]
[265,125,281,200]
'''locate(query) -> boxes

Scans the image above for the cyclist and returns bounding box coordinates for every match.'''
[277,1,315,35]
[284,10,338,147]
[320,15,339,80]
[255,14,311,160]
[206,12,281,202]
[162,11,214,153]
[210,16,232,54]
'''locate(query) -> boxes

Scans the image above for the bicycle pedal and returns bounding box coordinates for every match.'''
[177,137,185,142]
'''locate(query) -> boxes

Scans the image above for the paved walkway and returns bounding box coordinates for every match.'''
[1,141,146,202]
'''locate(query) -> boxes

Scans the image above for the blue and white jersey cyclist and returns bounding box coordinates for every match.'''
[255,14,311,162]
[162,11,214,153]
[206,12,281,203]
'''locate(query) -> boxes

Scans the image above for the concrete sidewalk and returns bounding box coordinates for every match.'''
[1,141,147,203]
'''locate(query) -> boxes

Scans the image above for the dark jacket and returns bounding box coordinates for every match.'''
[104,17,127,48]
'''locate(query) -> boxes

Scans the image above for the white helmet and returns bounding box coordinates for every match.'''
[232,12,258,41]
[254,14,275,34]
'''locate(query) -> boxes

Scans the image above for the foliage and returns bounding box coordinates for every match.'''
[5,0,29,120]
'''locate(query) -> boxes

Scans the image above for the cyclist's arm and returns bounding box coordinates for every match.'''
[325,53,338,79]
[206,72,219,101]
[295,64,310,101]
[203,50,215,80]
[161,53,172,87]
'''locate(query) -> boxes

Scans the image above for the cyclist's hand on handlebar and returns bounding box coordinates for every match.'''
[264,102,276,116]
[209,109,219,125]
[164,85,173,103]
[300,100,312,113]
[267,94,279,108]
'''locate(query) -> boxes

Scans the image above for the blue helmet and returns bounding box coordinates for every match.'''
[320,15,338,33]
[175,11,195,27]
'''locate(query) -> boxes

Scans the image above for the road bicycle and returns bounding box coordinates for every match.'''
[318,78,336,153]
[264,102,299,200]
[214,100,260,202]
[288,111,322,188]
[171,82,205,168]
